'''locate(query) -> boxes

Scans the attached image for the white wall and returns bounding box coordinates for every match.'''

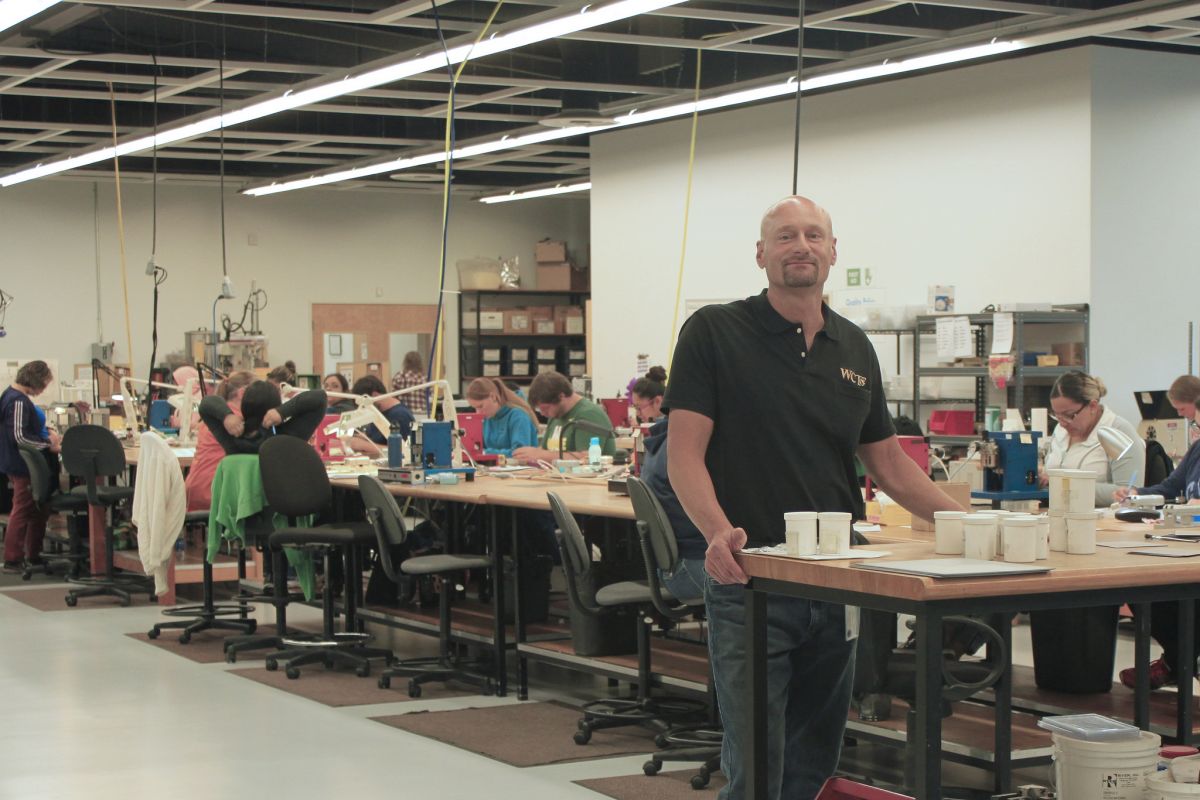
[590,48,1094,397]
[1090,47,1200,423]
[0,181,588,392]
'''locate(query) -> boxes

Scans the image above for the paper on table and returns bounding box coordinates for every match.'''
[741,544,891,560]
[1130,548,1200,558]
[991,312,1014,355]
[1098,540,1166,548]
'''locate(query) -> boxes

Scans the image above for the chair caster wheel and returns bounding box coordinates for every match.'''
[408,682,422,698]
[178,632,191,645]
[149,595,158,604]
[356,664,370,678]
[655,733,669,748]
[691,773,710,790]
[643,760,661,776]
[286,667,300,680]
[225,651,238,664]
[120,598,131,608]
[265,658,278,671]
[574,729,591,745]
[147,628,160,639]
[21,570,32,582]
[65,595,77,607]
[246,620,257,634]
[379,675,391,689]
[484,678,495,696]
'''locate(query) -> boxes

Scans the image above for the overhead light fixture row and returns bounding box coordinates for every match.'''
[0,0,56,35]
[478,181,593,204]
[243,39,1024,197]
[0,0,687,188]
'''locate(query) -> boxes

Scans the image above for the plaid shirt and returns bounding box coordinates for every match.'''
[391,370,429,416]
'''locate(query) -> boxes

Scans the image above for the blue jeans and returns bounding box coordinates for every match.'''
[660,557,707,604]
[705,575,856,800]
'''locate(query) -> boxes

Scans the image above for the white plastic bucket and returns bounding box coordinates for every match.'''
[1146,774,1200,799]
[1054,730,1160,800]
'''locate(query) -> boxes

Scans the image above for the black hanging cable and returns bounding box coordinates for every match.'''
[791,0,806,195]
[219,49,228,279]
[146,49,163,421]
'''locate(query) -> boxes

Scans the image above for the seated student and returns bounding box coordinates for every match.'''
[512,371,615,464]
[341,374,414,457]
[631,366,667,423]
[265,361,297,388]
[1040,371,1144,506]
[640,413,705,603]
[199,381,326,456]
[464,377,538,458]
[1113,374,1200,690]
[1,360,61,572]
[185,370,255,511]
[323,373,355,413]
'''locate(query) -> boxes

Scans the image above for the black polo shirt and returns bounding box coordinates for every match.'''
[663,290,894,548]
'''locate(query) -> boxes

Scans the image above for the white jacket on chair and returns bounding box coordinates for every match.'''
[131,432,186,596]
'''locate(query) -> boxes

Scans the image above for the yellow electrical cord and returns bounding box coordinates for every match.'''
[108,82,136,381]
[431,1,505,411]
[664,51,703,376]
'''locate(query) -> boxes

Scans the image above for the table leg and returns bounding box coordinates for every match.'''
[490,507,507,698]
[1134,602,1151,730]
[913,609,944,800]
[992,615,1013,794]
[511,507,528,700]
[1178,599,1195,744]
[745,585,768,800]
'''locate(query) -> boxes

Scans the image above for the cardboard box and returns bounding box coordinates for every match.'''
[536,348,558,360]
[457,258,502,290]
[509,346,531,362]
[567,361,586,377]
[564,314,584,335]
[527,305,554,320]
[482,347,503,362]
[570,265,590,291]
[1051,342,1084,366]
[510,361,531,376]
[466,309,504,331]
[537,263,571,291]
[568,349,585,361]
[1036,354,1060,367]
[865,501,911,527]
[533,318,557,335]
[537,362,558,374]
[911,482,973,532]
[482,363,502,377]
[535,239,567,263]
[504,309,531,334]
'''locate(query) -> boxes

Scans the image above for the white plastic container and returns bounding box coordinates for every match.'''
[1035,515,1050,560]
[977,510,1008,555]
[1067,510,1099,555]
[1053,730,1160,800]
[934,511,966,555]
[963,514,997,560]
[818,511,852,555]
[1002,515,1039,563]
[1049,468,1098,513]
[1146,774,1200,799]
[1049,510,1067,552]
[784,511,819,556]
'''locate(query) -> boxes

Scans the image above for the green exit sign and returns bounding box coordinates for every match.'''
[846,268,861,287]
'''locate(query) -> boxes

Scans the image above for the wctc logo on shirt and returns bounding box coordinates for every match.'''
[839,367,867,387]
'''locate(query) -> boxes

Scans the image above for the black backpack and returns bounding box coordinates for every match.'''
[1144,437,1175,487]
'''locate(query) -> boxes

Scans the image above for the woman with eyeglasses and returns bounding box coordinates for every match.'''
[1114,374,1200,692]
[630,366,667,423]
[1040,370,1144,507]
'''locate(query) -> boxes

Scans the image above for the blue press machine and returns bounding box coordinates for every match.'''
[971,429,1049,503]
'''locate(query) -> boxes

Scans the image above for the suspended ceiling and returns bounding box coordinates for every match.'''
[1,0,1198,197]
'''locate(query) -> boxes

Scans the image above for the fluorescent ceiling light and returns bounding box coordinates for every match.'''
[479,181,592,204]
[0,0,685,188]
[0,0,57,34]
[243,39,1024,196]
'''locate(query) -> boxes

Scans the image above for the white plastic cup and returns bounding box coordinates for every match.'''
[934,511,966,555]
[1035,515,1050,560]
[818,511,852,555]
[963,514,997,560]
[784,511,819,556]
[1049,511,1067,552]
[1002,515,1038,563]
[977,510,1008,555]
[1049,468,1097,513]
[1067,510,1099,554]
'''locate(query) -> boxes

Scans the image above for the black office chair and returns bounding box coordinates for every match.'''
[259,436,393,679]
[359,474,495,696]
[626,476,724,789]
[60,425,151,606]
[549,491,707,745]
[17,443,88,580]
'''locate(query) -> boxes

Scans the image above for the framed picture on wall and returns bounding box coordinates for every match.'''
[328,334,342,357]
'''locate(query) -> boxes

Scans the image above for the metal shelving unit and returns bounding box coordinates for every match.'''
[914,309,1089,445]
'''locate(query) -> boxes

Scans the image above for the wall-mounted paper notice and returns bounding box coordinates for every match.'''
[935,316,974,360]
[991,312,1014,355]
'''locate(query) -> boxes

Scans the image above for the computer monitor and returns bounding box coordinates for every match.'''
[1134,390,1180,420]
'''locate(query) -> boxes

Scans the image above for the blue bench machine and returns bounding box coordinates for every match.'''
[972,429,1048,503]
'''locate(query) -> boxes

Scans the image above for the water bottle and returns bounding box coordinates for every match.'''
[175,535,187,563]
[387,422,403,468]
[588,436,602,467]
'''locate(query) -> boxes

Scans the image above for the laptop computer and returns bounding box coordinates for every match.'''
[1135,390,1180,420]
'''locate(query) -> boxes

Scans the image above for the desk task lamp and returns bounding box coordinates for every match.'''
[118,376,200,443]
[557,418,613,461]
[312,379,464,465]
[1097,426,1135,462]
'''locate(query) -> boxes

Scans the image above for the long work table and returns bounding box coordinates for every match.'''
[737,525,1200,800]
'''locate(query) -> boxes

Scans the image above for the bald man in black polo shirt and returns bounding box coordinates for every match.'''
[664,196,964,800]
